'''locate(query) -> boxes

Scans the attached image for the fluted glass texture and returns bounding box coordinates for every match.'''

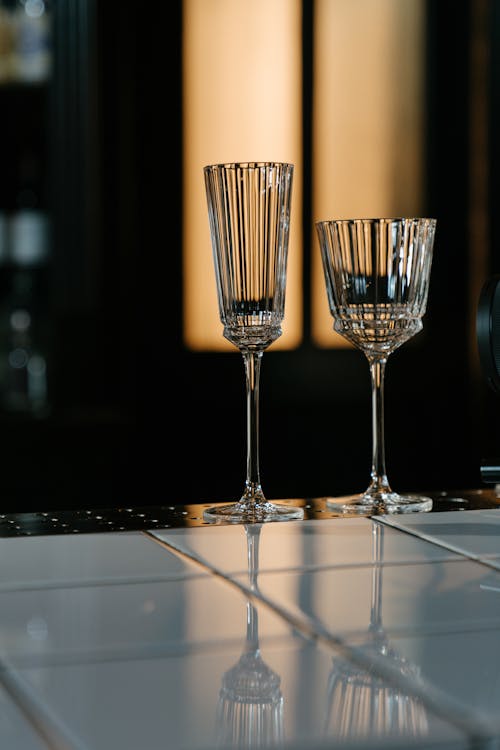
[315,218,436,357]
[216,650,284,748]
[202,163,302,523]
[325,649,428,741]
[314,217,436,514]
[204,162,293,350]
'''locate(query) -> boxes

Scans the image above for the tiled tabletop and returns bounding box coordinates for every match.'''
[2,490,500,749]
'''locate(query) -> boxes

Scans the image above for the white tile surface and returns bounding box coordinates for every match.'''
[232,558,500,639]
[0,571,291,667]
[149,517,462,576]
[358,626,500,736]
[1,514,499,748]
[378,509,500,563]
[0,681,48,749]
[8,635,467,750]
[0,531,204,590]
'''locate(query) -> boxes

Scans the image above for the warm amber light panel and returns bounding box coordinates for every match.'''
[312,0,425,347]
[183,0,302,351]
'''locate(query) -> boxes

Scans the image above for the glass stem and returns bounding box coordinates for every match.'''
[242,350,265,503]
[369,523,384,636]
[368,357,392,497]
[245,524,261,650]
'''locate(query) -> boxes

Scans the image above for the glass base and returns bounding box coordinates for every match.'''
[203,500,304,524]
[325,492,433,515]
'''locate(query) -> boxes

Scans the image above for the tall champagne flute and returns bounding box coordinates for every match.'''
[315,217,436,514]
[203,162,303,523]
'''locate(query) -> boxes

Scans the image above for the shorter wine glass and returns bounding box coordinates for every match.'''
[203,162,303,524]
[315,217,436,514]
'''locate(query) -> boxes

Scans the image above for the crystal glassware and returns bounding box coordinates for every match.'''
[315,217,436,514]
[215,525,284,747]
[203,162,303,523]
[323,524,429,741]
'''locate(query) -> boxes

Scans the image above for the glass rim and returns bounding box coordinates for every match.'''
[203,161,294,171]
[315,217,437,226]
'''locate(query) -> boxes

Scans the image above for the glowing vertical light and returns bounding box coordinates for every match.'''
[312,0,425,347]
[183,0,303,351]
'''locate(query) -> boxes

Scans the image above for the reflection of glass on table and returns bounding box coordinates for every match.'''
[215,525,284,748]
[323,523,429,741]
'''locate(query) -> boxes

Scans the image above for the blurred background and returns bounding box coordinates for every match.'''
[0,0,497,512]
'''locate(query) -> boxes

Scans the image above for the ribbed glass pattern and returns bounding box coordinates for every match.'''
[204,162,293,349]
[315,217,436,514]
[216,650,284,748]
[202,162,302,523]
[315,218,436,357]
[325,653,428,740]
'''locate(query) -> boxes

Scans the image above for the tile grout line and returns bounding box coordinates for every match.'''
[143,530,500,744]
[0,653,89,750]
[375,517,500,572]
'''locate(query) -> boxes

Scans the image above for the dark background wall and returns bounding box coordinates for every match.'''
[0,0,496,513]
